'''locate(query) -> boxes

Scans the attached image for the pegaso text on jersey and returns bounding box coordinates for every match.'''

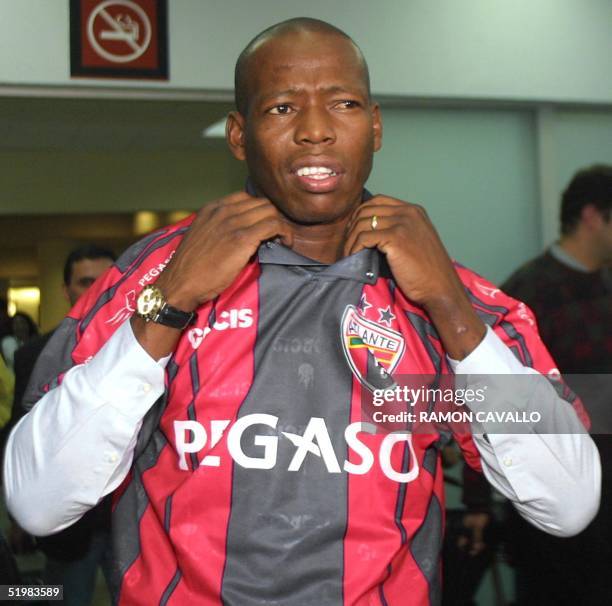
[174,415,420,483]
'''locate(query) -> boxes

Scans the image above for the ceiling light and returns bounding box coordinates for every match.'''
[201,118,227,138]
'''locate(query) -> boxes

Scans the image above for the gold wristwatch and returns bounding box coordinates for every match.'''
[135,285,196,330]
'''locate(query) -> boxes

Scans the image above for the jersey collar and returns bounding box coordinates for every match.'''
[247,178,381,285]
[258,242,380,285]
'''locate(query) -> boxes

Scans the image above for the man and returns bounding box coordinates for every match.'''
[502,166,611,606]
[11,244,116,413]
[5,244,115,606]
[3,19,600,606]
[503,165,611,374]
[0,355,13,431]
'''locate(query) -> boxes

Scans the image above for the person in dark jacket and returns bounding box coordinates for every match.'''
[4,244,115,606]
[502,165,612,606]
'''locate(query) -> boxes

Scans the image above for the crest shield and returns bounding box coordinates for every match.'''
[341,305,405,392]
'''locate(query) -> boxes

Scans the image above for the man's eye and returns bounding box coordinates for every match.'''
[335,100,360,109]
[268,104,293,115]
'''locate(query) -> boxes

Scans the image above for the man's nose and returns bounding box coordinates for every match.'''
[294,105,335,145]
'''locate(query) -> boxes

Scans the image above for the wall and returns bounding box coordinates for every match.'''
[554,110,612,212]
[2,105,612,284]
[0,148,246,214]
[368,107,539,283]
[1,0,611,104]
[537,109,612,247]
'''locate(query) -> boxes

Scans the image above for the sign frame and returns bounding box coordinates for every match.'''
[70,0,169,80]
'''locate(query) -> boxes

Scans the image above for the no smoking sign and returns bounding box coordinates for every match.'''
[70,0,168,79]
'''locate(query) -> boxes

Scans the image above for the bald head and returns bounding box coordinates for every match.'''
[234,18,370,115]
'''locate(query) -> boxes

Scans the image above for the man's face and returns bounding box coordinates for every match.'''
[598,213,612,264]
[63,257,113,307]
[582,205,612,266]
[228,31,382,225]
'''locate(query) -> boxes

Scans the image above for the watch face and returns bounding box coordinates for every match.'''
[137,286,164,317]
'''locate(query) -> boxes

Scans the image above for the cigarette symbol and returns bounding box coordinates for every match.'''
[87,0,152,63]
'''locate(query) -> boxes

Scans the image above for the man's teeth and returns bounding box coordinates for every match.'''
[296,166,337,178]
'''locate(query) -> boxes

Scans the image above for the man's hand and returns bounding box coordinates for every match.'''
[344,196,486,359]
[132,192,293,360]
[157,192,293,310]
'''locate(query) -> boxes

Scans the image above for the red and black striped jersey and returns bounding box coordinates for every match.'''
[24,213,586,606]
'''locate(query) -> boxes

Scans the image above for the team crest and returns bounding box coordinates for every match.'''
[341,305,405,392]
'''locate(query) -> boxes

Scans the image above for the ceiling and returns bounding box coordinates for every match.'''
[0,96,233,152]
[0,96,237,286]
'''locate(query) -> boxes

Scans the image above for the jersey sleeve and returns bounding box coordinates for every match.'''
[450,265,590,473]
[22,218,195,414]
[446,268,600,536]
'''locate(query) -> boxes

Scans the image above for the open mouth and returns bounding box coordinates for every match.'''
[292,164,343,193]
[296,166,338,179]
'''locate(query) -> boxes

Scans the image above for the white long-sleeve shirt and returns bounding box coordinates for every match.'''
[3,321,601,538]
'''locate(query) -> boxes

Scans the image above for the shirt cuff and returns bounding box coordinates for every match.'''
[79,319,167,422]
[447,326,529,375]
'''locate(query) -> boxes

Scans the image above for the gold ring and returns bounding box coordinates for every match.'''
[371,215,378,230]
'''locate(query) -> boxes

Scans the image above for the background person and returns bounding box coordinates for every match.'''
[4,244,115,606]
[0,355,14,432]
[0,312,38,371]
[503,164,611,374]
[501,165,612,606]
[10,244,117,419]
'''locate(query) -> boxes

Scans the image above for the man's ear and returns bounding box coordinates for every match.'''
[371,103,383,152]
[226,111,246,161]
[581,204,604,230]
